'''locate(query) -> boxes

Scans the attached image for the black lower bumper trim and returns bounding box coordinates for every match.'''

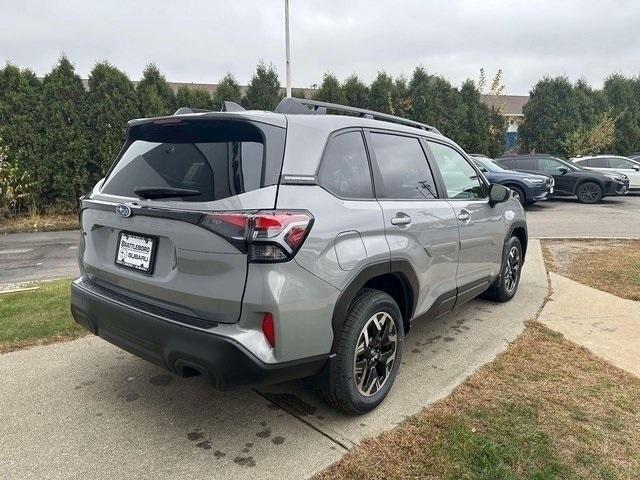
[70,280,328,389]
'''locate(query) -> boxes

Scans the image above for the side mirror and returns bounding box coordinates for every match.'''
[559,166,569,174]
[633,165,640,171]
[489,184,510,206]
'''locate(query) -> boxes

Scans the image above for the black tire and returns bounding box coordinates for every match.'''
[317,289,404,415]
[508,185,526,206]
[482,236,523,303]
[576,181,603,204]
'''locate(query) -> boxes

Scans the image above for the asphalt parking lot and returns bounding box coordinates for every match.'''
[525,193,640,238]
[0,242,548,480]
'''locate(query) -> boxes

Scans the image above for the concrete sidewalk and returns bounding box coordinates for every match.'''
[539,272,640,377]
[0,241,548,480]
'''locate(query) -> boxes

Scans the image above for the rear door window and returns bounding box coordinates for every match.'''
[516,158,538,170]
[318,131,373,199]
[585,157,609,168]
[101,120,284,202]
[369,132,438,199]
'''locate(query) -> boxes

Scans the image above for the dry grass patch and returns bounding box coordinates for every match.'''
[0,212,78,234]
[316,324,640,480]
[543,239,640,301]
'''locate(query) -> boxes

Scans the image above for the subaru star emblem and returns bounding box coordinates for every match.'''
[116,204,132,218]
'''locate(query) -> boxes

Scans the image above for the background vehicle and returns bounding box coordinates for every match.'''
[496,154,629,203]
[71,98,527,415]
[469,154,553,205]
[571,155,640,192]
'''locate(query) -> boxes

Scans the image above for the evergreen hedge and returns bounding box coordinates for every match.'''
[2,55,636,217]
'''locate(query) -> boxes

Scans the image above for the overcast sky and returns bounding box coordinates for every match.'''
[2,0,639,95]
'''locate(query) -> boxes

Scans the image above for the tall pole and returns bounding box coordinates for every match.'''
[284,0,292,97]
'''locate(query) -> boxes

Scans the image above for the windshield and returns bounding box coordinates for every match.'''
[473,157,505,173]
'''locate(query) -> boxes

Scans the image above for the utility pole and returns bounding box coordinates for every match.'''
[284,0,292,97]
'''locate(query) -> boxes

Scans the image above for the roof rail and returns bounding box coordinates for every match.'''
[275,97,441,134]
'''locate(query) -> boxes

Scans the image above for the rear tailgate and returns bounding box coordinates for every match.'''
[79,115,286,324]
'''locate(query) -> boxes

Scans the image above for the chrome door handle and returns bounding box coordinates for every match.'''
[390,213,412,226]
[457,209,471,222]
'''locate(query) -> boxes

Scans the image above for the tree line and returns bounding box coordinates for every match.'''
[0,56,506,216]
[519,76,640,158]
[2,55,638,217]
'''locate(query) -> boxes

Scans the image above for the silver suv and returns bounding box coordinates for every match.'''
[71,98,527,414]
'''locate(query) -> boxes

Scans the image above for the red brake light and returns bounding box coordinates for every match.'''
[199,212,251,241]
[198,210,313,262]
[262,313,275,348]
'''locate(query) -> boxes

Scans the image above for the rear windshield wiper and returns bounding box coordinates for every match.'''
[133,187,202,200]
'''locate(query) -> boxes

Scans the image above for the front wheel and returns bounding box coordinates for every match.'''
[483,236,523,302]
[509,185,526,206]
[576,182,603,204]
[317,289,404,415]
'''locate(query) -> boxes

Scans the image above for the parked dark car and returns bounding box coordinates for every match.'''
[468,155,553,205]
[495,154,629,203]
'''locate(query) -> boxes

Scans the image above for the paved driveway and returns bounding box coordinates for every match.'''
[0,242,547,480]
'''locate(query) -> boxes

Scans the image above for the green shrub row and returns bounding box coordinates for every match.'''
[0,56,507,216]
[6,55,638,217]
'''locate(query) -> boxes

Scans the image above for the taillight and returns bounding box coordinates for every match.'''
[198,210,313,263]
[262,313,275,348]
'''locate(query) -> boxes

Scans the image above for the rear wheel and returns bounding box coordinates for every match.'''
[576,182,603,204]
[317,289,404,415]
[483,236,523,302]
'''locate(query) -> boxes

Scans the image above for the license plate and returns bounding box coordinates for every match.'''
[115,232,157,273]
[550,187,554,194]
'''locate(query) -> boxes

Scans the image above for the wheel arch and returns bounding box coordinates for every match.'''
[507,220,528,260]
[501,181,528,202]
[330,260,418,352]
[574,177,605,195]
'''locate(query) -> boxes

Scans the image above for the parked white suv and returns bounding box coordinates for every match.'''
[571,155,640,192]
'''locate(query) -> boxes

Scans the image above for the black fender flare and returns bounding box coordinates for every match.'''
[506,219,528,260]
[329,259,419,352]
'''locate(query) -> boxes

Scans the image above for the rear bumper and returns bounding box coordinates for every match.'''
[70,278,328,389]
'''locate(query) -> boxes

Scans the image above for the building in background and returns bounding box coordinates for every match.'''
[481,94,528,151]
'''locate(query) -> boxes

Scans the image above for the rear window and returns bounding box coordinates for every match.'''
[101,119,285,202]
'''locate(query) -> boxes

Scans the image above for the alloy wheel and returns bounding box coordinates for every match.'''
[504,245,521,293]
[580,184,600,202]
[353,311,398,397]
